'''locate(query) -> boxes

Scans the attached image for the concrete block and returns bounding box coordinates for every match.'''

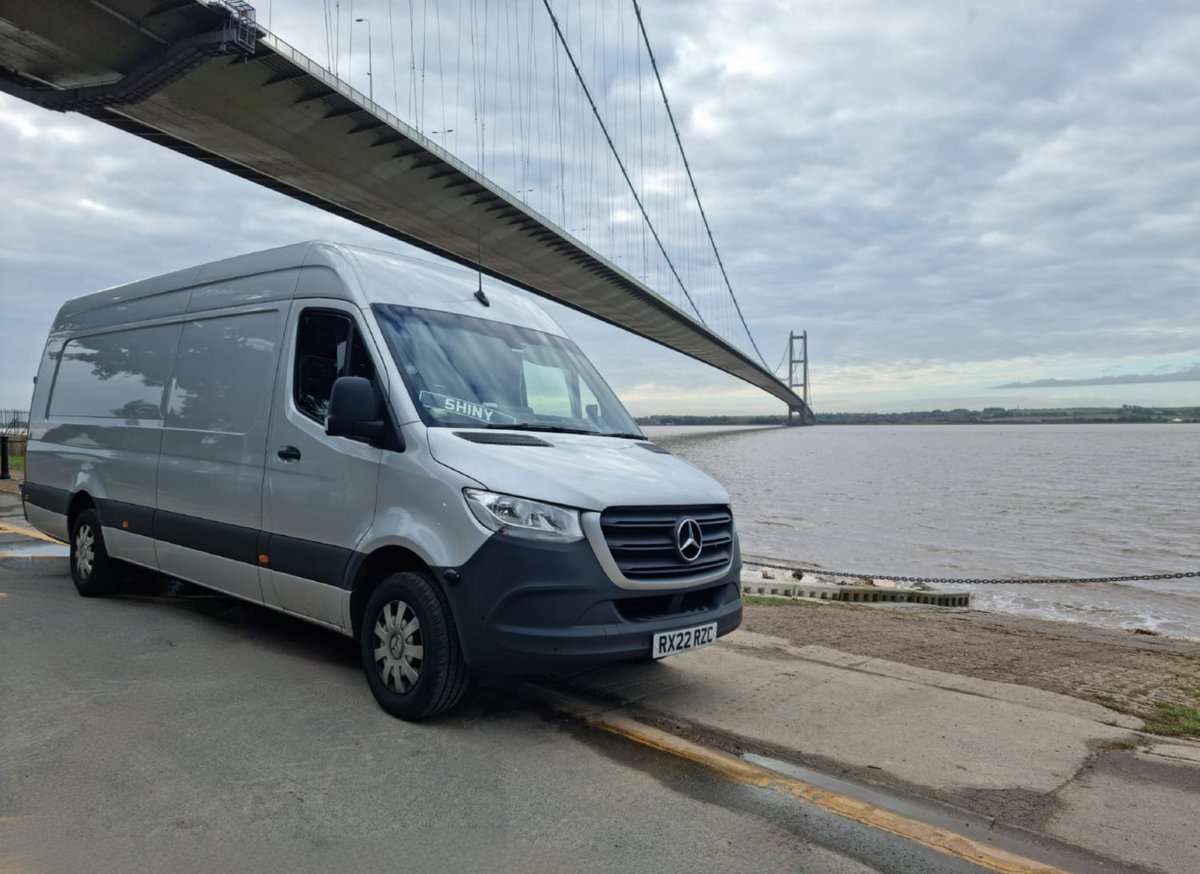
[741,580,970,608]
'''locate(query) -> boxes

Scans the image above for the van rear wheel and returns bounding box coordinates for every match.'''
[360,571,469,720]
[70,509,115,597]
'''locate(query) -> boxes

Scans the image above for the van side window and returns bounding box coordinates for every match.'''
[294,310,377,422]
[49,325,178,421]
[168,312,280,434]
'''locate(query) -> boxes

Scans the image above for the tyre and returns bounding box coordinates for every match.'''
[70,508,115,597]
[360,571,470,720]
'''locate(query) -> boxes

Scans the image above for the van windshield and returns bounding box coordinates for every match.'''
[373,304,643,437]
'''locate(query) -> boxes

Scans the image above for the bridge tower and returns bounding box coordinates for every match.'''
[786,331,813,425]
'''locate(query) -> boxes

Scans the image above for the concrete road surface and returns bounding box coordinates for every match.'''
[0,501,1143,874]
[1,548,967,874]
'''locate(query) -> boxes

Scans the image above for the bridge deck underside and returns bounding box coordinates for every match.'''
[0,0,808,413]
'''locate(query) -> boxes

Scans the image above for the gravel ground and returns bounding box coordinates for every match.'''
[743,600,1200,730]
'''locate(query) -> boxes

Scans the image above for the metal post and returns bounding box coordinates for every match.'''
[0,435,9,480]
[347,0,355,82]
[355,16,372,103]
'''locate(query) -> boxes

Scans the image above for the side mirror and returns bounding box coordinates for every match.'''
[326,376,385,442]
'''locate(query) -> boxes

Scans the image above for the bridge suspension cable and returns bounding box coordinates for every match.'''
[630,0,770,370]
[772,339,790,377]
[540,0,708,327]
[309,1,791,385]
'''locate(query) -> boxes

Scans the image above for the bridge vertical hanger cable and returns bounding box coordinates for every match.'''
[613,2,622,269]
[601,5,611,260]
[435,2,445,143]
[631,0,769,369]
[477,0,486,171]
[523,4,531,194]
[387,1,398,117]
[505,5,517,190]
[561,2,571,231]
[579,0,589,241]
[586,0,595,244]
[551,12,565,224]
[408,0,417,123]
[321,1,332,70]
[468,1,479,167]
[635,13,646,282]
[773,339,790,376]
[528,5,540,216]
[419,0,428,130]
[579,0,589,243]
[453,0,462,159]
[486,0,497,178]
[539,0,708,326]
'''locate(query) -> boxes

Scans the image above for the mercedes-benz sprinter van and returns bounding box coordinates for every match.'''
[21,242,742,718]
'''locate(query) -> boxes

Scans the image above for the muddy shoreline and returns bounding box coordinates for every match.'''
[743,599,1200,731]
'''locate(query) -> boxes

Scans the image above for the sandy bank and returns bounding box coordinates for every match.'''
[743,599,1200,733]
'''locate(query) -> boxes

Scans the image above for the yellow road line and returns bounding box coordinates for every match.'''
[537,687,1067,874]
[0,521,65,546]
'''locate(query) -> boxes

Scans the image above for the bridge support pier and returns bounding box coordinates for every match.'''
[786,405,815,426]
[784,331,814,425]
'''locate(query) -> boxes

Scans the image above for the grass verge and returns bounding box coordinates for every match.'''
[1091,686,1200,740]
[1143,703,1200,738]
[742,594,825,608]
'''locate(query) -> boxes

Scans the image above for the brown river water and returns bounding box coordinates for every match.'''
[645,423,1200,638]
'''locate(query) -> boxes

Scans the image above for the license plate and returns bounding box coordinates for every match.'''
[652,622,718,659]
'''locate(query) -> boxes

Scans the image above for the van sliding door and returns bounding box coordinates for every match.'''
[156,308,285,603]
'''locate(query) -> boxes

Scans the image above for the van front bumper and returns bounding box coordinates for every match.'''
[437,534,742,677]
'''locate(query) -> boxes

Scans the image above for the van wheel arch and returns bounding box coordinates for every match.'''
[350,546,452,640]
[67,491,97,529]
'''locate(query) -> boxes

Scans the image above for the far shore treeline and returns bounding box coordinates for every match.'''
[637,405,1200,427]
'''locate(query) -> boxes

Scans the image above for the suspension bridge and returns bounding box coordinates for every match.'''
[0,0,813,421]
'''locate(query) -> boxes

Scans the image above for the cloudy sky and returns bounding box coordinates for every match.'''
[2,0,1198,415]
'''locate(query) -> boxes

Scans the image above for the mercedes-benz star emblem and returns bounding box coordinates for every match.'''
[675,518,703,562]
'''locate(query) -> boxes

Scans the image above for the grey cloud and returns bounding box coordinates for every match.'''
[656,0,1200,369]
[3,2,1200,414]
[996,364,1200,389]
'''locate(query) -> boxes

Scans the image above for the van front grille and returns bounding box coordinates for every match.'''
[599,505,734,582]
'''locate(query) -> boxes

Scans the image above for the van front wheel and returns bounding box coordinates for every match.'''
[360,572,469,720]
[70,509,115,597]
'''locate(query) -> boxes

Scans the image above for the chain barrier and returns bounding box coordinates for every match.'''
[782,567,1200,586]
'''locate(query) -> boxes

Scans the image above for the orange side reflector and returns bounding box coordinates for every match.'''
[121,520,129,529]
[258,554,269,564]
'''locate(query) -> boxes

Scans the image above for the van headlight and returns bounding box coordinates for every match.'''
[464,489,583,542]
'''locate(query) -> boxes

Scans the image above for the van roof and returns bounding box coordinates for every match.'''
[51,241,568,338]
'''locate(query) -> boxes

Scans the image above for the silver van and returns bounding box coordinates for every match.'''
[21,242,742,718]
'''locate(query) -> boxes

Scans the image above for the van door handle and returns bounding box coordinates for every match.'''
[277,445,302,462]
